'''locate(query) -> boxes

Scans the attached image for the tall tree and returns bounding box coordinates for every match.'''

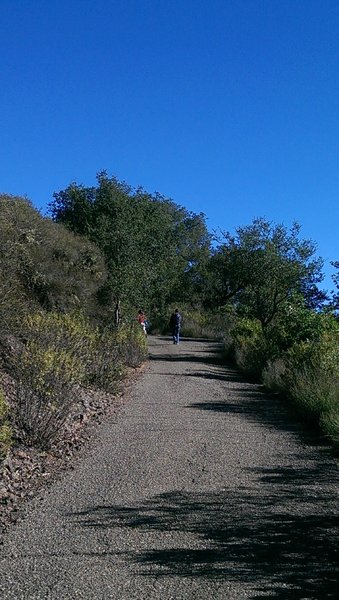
[50,172,211,320]
[207,218,325,327]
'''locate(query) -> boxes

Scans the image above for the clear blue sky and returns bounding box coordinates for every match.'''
[1,0,338,292]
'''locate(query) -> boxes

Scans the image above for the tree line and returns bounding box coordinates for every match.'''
[0,172,338,455]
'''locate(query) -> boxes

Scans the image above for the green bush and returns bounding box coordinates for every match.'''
[11,341,77,449]
[21,311,97,382]
[274,315,339,447]
[231,318,270,378]
[5,309,149,449]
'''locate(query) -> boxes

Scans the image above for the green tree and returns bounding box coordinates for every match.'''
[330,260,339,312]
[208,218,325,327]
[50,172,211,321]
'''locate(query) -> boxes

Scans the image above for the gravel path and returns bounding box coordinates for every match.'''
[0,336,338,599]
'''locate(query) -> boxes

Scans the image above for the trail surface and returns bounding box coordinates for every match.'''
[0,336,338,599]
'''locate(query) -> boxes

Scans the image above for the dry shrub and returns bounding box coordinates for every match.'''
[116,323,148,368]
[7,311,96,449]
[11,343,77,449]
[86,330,123,393]
[288,364,339,422]
[262,358,287,394]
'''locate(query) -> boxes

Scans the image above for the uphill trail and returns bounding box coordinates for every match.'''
[0,336,338,599]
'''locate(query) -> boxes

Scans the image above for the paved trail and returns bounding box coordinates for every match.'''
[0,337,338,599]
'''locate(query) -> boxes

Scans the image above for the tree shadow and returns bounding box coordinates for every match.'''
[187,383,333,450]
[150,343,332,450]
[189,369,246,382]
[69,485,338,599]
[149,352,228,366]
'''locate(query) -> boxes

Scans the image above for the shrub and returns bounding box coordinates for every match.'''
[231,318,270,378]
[0,387,12,459]
[116,323,148,368]
[21,311,97,381]
[86,329,123,393]
[5,309,149,449]
[8,311,97,449]
[262,358,287,394]
[0,194,107,330]
[11,341,77,449]
[282,315,339,447]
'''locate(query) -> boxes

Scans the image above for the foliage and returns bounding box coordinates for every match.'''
[230,318,270,378]
[86,329,123,393]
[208,218,326,327]
[0,387,12,459]
[20,311,97,381]
[285,314,339,379]
[87,324,147,392]
[50,172,211,320]
[4,309,149,449]
[263,314,339,448]
[12,347,76,449]
[8,312,95,448]
[0,194,106,333]
[330,260,339,311]
[1,179,338,452]
[6,311,112,448]
[115,323,148,368]
[262,358,286,394]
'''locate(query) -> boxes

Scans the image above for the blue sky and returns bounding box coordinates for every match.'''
[1,0,338,292]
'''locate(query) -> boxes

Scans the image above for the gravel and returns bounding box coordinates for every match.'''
[0,335,338,599]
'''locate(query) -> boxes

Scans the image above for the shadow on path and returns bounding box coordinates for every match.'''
[149,352,225,366]
[70,485,338,599]
[67,340,338,598]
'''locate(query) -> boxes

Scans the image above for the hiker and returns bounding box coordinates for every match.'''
[137,309,147,335]
[169,308,181,344]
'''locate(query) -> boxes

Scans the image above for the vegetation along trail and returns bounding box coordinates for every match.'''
[0,336,338,599]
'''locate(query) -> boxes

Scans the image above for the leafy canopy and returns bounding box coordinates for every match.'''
[207,218,325,327]
[50,171,211,316]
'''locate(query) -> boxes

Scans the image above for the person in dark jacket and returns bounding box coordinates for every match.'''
[169,308,181,344]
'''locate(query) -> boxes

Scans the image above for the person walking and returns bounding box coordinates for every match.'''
[169,308,181,344]
[137,309,147,336]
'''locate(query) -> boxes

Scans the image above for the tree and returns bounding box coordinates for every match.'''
[50,172,211,321]
[330,260,339,312]
[207,218,325,327]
